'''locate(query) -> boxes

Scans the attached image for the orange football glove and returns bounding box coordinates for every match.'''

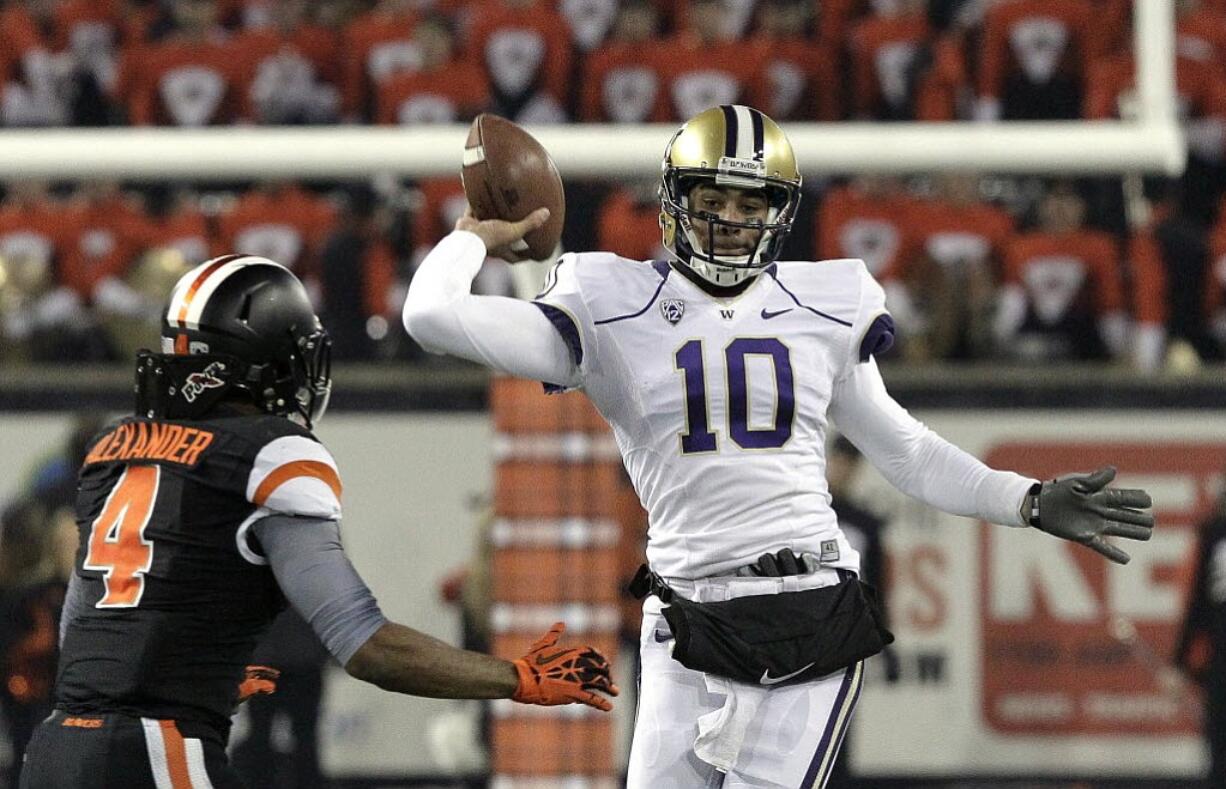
[511,622,619,712]
[237,665,280,703]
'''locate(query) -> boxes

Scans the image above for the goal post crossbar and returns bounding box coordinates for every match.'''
[0,0,1184,180]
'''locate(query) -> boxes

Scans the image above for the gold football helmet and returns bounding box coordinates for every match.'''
[659,105,802,286]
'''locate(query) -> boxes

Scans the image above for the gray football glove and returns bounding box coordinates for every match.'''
[1024,466,1154,565]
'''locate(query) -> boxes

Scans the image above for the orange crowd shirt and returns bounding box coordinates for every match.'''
[847,12,933,119]
[654,33,768,121]
[340,8,419,119]
[1000,230,1124,325]
[815,184,919,278]
[466,1,573,108]
[1086,53,1222,119]
[580,40,668,122]
[597,187,667,262]
[978,0,1103,103]
[886,198,1014,282]
[117,34,259,125]
[746,35,840,121]
[376,60,489,124]
[59,193,149,300]
[216,186,337,276]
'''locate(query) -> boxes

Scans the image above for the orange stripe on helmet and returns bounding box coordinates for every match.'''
[175,255,242,327]
[158,720,194,789]
[253,460,343,506]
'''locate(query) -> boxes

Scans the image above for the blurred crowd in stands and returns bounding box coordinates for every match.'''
[1,0,1226,372]
[0,414,99,788]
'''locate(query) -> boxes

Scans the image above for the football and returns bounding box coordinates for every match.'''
[461,113,565,260]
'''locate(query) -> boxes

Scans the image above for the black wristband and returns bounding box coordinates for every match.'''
[1024,482,1042,527]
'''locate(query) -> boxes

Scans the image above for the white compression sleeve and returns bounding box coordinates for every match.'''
[402,230,579,387]
[828,358,1036,527]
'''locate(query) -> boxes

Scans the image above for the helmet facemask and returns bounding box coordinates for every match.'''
[661,168,801,286]
[292,327,332,428]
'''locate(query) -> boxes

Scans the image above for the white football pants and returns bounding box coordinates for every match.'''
[626,572,864,789]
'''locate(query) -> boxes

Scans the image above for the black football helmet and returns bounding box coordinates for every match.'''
[135,254,332,428]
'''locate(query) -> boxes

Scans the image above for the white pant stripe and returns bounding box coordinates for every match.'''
[184,738,214,788]
[141,718,175,789]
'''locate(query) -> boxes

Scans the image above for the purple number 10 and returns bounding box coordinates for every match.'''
[675,338,795,454]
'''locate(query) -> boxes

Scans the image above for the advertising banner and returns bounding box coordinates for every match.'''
[852,411,1216,778]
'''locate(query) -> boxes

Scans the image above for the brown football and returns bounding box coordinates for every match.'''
[461,113,565,260]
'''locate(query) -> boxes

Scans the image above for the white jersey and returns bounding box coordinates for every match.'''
[403,231,1035,584]
[535,253,892,579]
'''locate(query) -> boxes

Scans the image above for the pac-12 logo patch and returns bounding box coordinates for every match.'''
[182,362,227,402]
[660,298,686,325]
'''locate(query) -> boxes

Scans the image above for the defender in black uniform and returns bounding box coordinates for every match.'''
[1175,500,1226,788]
[22,255,618,789]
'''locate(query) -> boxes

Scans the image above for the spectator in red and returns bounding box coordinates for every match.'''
[133,185,217,266]
[114,0,256,126]
[596,180,668,262]
[884,174,1014,359]
[994,181,1128,361]
[1127,221,1172,372]
[216,182,336,284]
[815,0,874,51]
[408,177,517,296]
[559,0,622,54]
[1086,52,1221,123]
[1175,0,1226,65]
[318,185,398,359]
[1204,212,1226,352]
[0,181,65,274]
[1,0,72,126]
[815,176,918,279]
[48,0,147,125]
[655,0,768,121]
[58,180,146,303]
[975,0,1111,121]
[579,0,670,122]
[748,0,840,121]
[671,0,864,49]
[467,0,574,123]
[376,13,489,124]
[410,177,469,262]
[848,0,951,121]
[0,180,102,360]
[234,0,343,124]
[340,0,419,121]
[1113,190,1221,366]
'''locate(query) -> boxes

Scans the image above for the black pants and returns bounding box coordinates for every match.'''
[1,696,52,789]
[231,667,326,789]
[1209,673,1226,788]
[20,709,244,789]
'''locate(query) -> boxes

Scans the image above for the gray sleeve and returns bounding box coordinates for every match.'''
[252,514,388,666]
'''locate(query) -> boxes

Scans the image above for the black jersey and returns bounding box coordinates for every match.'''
[1176,512,1226,680]
[54,413,343,739]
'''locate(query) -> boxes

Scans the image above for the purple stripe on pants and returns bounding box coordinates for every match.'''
[801,663,861,789]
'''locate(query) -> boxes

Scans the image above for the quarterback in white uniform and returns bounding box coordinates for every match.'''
[403,105,1154,788]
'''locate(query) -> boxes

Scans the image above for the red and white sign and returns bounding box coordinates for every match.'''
[980,442,1219,737]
